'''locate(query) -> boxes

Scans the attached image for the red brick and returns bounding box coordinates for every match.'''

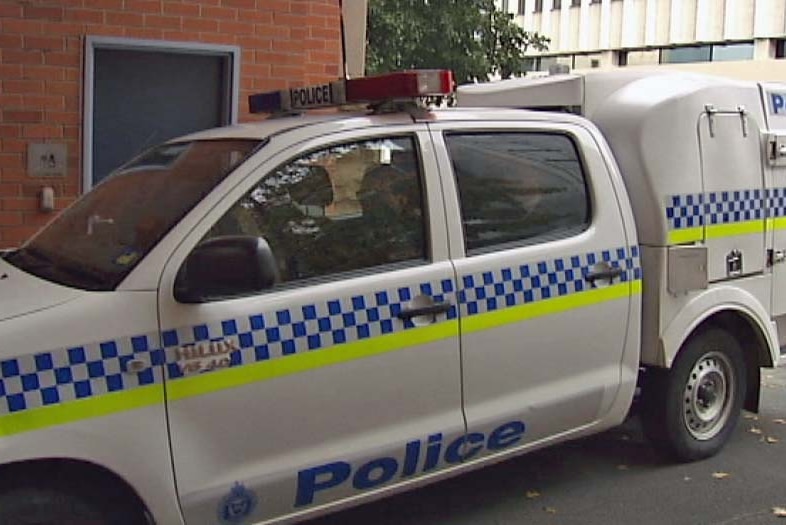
[106,11,145,26]
[0,184,22,197]
[182,17,218,32]
[236,8,272,23]
[23,5,64,20]
[3,198,39,212]
[22,124,64,139]
[0,125,21,138]
[145,14,181,29]
[2,226,44,245]
[310,27,340,39]
[237,35,271,50]
[82,24,126,37]
[3,111,43,124]
[0,154,23,169]
[0,34,24,48]
[201,5,237,19]
[197,33,234,45]
[46,111,81,126]
[44,52,81,68]
[0,213,23,228]
[272,12,306,26]
[218,20,254,34]
[86,0,124,9]
[46,81,80,97]
[164,2,201,16]
[24,35,65,52]
[23,212,55,228]
[0,139,27,154]
[24,65,66,82]
[67,8,104,24]
[256,0,290,11]
[271,65,305,78]
[222,0,256,8]
[124,27,164,39]
[2,49,45,66]
[0,64,23,78]
[43,21,84,36]
[125,0,162,14]
[272,39,303,53]
[1,18,44,34]
[0,94,23,108]
[0,4,22,17]
[22,95,65,110]
[254,23,288,38]
[4,79,45,94]
[309,3,339,17]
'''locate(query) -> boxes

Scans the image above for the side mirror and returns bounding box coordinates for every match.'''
[174,235,279,303]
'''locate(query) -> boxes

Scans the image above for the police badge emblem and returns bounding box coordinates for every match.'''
[218,482,258,524]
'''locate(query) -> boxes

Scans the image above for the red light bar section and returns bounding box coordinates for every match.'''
[346,70,454,102]
[248,70,454,114]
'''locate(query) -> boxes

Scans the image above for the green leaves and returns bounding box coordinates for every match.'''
[366,0,549,84]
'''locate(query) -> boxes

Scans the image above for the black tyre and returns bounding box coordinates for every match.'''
[641,327,746,462]
[0,471,149,525]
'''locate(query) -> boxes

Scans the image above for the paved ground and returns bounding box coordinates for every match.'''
[306,367,786,525]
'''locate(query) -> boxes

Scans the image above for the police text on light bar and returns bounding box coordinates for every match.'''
[249,70,454,114]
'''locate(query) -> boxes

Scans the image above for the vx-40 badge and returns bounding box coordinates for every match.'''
[175,338,239,375]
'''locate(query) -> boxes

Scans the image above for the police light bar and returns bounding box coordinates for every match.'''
[249,70,454,114]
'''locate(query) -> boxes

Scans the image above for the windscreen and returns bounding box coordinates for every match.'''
[5,139,262,290]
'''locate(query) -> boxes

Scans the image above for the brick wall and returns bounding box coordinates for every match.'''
[0,0,342,248]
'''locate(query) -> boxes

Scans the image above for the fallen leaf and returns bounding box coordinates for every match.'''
[774,419,786,425]
[525,490,541,499]
[543,507,557,514]
[750,427,763,434]
[683,476,691,482]
[619,434,631,441]
[617,464,629,471]
[745,414,759,420]
[767,436,780,444]
[712,472,731,479]
[773,507,786,517]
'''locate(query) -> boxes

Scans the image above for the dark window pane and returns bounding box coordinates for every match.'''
[661,45,711,64]
[207,137,427,287]
[446,133,590,253]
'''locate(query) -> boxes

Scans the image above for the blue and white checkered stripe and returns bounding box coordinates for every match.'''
[0,247,642,416]
[458,246,640,317]
[161,279,458,379]
[767,187,786,218]
[0,335,162,415]
[666,189,777,231]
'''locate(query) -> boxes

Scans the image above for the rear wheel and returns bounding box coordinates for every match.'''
[641,327,746,462]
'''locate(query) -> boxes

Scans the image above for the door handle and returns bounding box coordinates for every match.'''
[585,264,624,285]
[397,301,452,320]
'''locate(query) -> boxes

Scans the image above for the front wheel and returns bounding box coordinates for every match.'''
[641,327,747,462]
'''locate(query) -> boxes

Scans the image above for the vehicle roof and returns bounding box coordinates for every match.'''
[172,107,591,143]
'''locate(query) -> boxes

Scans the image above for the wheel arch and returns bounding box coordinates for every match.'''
[659,286,777,412]
[0,457,153,523]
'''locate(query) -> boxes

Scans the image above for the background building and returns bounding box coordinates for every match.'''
[498,0,786,79]
[0,0,367,248]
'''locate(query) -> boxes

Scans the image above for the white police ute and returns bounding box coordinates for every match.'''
[0,68,783,524]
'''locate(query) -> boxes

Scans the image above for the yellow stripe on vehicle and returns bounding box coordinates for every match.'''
[668,227,703,245]
[462,280,641,335]
[705,220,765,239]
[0,384,163,438]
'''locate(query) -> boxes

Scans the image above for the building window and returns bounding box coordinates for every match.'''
[518,0,527,14]
[534,0,543,12]
[619,49,660,66]
[573,53,602,69]
[553,0,562,9]
[446,132,590,254]
[571,0,581,6]
[711,42,754,61]
[661,45,711,64]
[501,0,510,11]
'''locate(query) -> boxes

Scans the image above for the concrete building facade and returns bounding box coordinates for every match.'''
[0,0,366,249]
[498,0,786,79]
